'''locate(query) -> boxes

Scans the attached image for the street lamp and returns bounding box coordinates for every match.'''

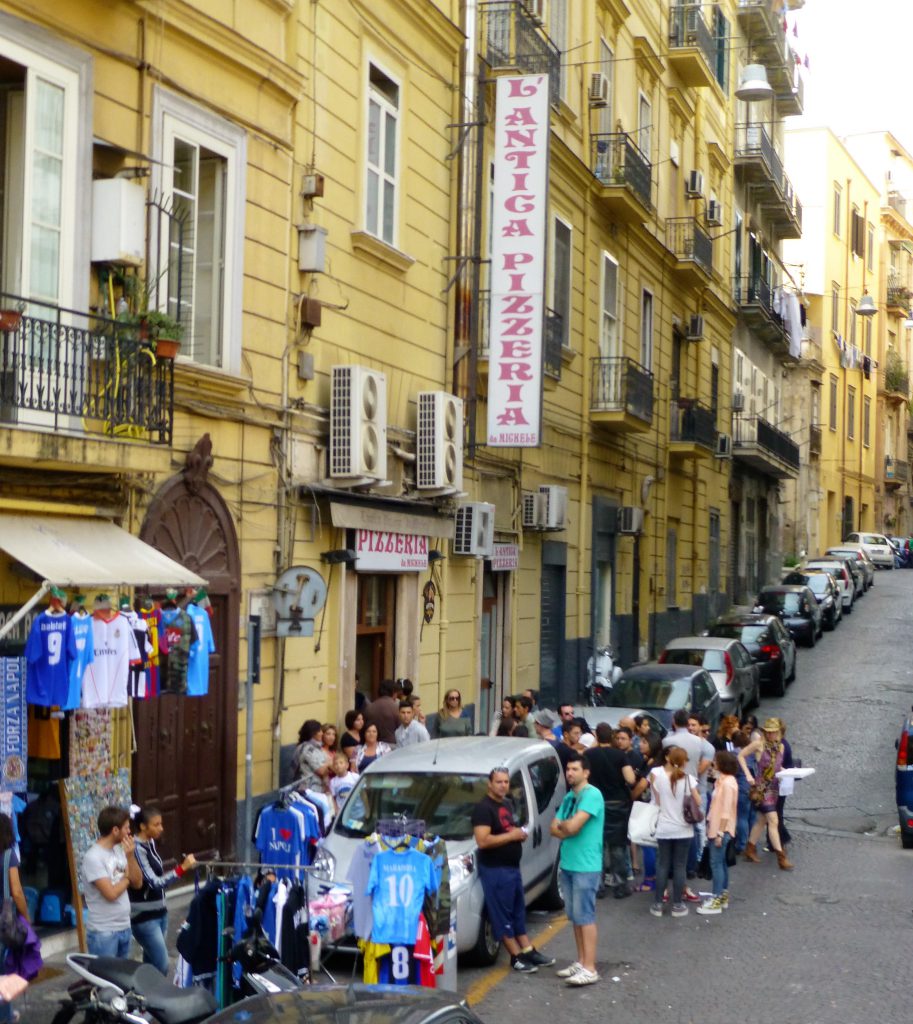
[855,294,878,317]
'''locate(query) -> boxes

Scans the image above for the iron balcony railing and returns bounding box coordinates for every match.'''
[591,132,653,210]
[735,123,782,186]
[481,1,562,108]
[670,397,716,448]
[666,217,713,274]
[669,4,717,70]
[544,308,563,379]
[887,276,912,309]
[733,414,800,472]
[590,356,654,422]
[0,293,174,444]
[885,457,909,484]
[732,274,778,317]
[809,424,822,456]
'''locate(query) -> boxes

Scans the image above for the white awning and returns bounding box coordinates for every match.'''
[0,514,206,588]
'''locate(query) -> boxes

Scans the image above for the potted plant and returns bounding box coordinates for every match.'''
[140,310,184,359]
[0,303,24,332]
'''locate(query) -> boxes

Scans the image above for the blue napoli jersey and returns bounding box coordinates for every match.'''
[254,805,307,879]
[367,848,436,945]
[65,615,95,710]
[25,612,72,706]
[186,604,215,697]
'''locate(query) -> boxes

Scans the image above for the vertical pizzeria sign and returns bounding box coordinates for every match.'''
[487,74,550,448]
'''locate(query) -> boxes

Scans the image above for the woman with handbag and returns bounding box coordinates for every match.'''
[737,718,794,870]
[631,733,663,892]
[648,746,700,918]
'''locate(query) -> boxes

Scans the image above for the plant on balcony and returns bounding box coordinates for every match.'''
[116,308,184,360]
[885,349,909,395]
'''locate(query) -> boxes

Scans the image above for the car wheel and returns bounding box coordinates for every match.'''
[902,829,913,851]
[771,666,786,698]
[465,910,501,966]
[536,859,565,912]
[787,656,796,683]
[806,628,816,649]
[824,610,835,631]
[844,599,853,615]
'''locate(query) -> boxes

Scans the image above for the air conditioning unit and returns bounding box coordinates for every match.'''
[330,365,387,481]
[588,73,609,107]
[716,433,732,458]
[618,506,645,535]
[539,485,568,530]
[706,199,723,227]
[416,391,463,491]
[521,490,542,530]
[453,502,495,557]
[686,170,704,199]
[685,315,705,341]
[523,0,545,22]
[732,391,745,412]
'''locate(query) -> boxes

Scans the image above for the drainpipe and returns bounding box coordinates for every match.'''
[578,194,592,694]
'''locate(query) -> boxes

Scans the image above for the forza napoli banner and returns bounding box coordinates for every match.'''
[487,74,550,447]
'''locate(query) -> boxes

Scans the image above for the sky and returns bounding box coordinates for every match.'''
[794,0,913,153]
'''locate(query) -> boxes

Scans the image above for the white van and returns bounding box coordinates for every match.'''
[311,737,565,964]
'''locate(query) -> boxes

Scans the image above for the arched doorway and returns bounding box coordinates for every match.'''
[136,461,240,863]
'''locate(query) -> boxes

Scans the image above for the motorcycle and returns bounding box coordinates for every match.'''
[585,644,623,706]
[51,910,304,1024]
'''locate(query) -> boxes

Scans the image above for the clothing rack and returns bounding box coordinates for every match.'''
[376,815,426,838]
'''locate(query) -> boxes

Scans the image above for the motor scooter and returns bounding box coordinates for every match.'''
[584,645,623,705]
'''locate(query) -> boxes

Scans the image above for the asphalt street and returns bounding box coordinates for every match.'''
[20,568,913,1022]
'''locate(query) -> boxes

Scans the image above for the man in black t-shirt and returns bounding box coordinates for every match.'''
[471,769,555,973]
[586,723,637,899]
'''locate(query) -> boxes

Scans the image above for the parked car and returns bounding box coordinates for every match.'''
[703,612,797,697]
[754,584,823,647]
[658,636,759,718]
[889,537,910,568]
[603,663,722,733]
[207,985,490,1024]
[782,570,842,630]
[825,545,875,590]
[895,707,913,849]
[804,558,855,612]
[844,531,895,569]
[312,737,564,964]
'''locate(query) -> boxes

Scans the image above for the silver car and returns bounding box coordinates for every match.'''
[804,559,854,612]
[659,636,760,718]
[844,532,895,569]
[826,545,876,589]
[310,737,564,964]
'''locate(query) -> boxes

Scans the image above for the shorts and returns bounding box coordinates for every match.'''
[558,869,600,926]
[477,863,527,941]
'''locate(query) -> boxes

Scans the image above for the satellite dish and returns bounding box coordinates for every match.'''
[271,565,328,638]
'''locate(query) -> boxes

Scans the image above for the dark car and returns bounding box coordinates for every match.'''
[754,584,823,647]
[207,986,488,1024]
[704,612,796,697]
[896,708,913,849]
[782,570,841,630]
[604,662,721,733]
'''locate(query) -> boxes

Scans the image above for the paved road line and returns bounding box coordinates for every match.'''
[464,914,569,1006]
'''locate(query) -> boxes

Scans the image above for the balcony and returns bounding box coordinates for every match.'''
[0,296,174,447]
[886,277,912,314]
[885,191,912,233]
[666,217,712,287]
[732,275,790,353]
[885,456,909,490]
[481,1,561,108]
[544,308,562,381]
[733,125,801,237]
[809,423,822,457]
[591,133,653,222]
[736,4,804,114]
[590,357,654,432]
[669,398,717,459]
[668,4,718,89]
[882,353,910,404]
[732,414,800,478]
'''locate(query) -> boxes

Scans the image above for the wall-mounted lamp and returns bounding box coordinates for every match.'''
[428,550,445,563]
[321,549,357,565]
[735,64,773,103]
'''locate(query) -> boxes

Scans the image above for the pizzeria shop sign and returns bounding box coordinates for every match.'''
[356,531,429,572]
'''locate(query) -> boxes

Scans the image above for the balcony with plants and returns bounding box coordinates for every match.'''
[882,349,910,404]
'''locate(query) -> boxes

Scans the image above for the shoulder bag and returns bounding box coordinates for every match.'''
[0,850,27,950]
[682,776,704,825]
[628,799,660,847]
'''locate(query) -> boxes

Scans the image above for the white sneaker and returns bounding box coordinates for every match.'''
[556,961,583,978]
[696,897,723,915]
[566,968,599,987]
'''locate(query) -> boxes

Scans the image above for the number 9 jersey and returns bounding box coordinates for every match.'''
[25,611,72,707]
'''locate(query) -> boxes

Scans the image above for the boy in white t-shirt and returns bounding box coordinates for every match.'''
[328,753,359,814]
[82,805,143,957]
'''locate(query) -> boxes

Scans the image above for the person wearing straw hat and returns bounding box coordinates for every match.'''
[737,718,793,870]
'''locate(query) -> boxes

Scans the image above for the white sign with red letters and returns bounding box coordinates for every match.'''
[486,74,550,448]
[355,530,429,572]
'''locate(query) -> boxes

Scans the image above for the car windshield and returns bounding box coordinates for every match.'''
[861,534,885,545]
[606,674,690,710]
[664,649,726,672]
[758,592,802,614]
[336,772,490,840]
[802,575,829,595]
[709,623,768,644]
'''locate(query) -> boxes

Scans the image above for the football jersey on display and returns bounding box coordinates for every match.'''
[254,805,308,880]
[81,613,141,709]
[25,611,72,707]
[367,848,437,945]
[186,603,215,697]
[66,614,95,710]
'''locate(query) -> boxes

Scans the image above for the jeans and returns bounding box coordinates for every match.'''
[87,927,132,958]
[686,819,705,874]
[558,869,601,926]
[132,913,169,975]
[640,843,656,879]
[708,834,731,897]
[655,837,691,904]
[736,775,751,851]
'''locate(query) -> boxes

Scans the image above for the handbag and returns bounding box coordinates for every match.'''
[749,782,766,806]
[0,851,27,951]
[682,778,704,825]
[627,799,660,847]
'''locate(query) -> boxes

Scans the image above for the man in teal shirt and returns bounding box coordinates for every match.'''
[549,753,604,987]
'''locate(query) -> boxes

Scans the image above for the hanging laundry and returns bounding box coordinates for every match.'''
[863,355,872,380]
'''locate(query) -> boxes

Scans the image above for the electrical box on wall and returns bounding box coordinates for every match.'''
[302,173,325,198]
[91,178,145,265]
[298,224,328,273]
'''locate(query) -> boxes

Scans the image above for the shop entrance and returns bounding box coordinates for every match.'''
[137,473,240,862]
[355,574,395,703]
